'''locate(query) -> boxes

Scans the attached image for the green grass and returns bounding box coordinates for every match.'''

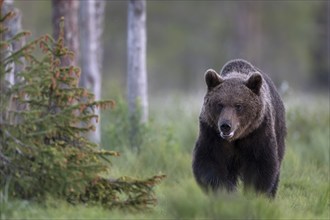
[1,92,329,219]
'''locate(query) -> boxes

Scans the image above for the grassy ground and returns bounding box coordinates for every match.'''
[1,92,329,219]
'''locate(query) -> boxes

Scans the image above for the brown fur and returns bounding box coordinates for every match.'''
[193,59,286,197]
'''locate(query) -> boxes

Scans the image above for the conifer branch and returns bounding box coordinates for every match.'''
[3,129,34,152]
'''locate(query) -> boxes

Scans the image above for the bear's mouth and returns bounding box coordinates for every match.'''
[220,131,234,140]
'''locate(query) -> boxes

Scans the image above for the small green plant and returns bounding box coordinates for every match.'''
[0,8,164,211]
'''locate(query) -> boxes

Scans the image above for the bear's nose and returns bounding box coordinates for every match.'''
[220,123,231,133]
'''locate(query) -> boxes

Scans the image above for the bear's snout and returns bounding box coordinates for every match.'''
[218,121,235,140]
[220,122,231,133]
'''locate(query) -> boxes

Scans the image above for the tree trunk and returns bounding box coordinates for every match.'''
[52,0,79,66]
[1,0,25,85]
[233,2,262,63]
[79,0,105,144]
[311,1,329,88]
[1,0,26,124]
[127,0,148,124]
[127,0,148,150]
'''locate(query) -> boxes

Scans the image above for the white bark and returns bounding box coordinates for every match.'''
[2,0,25,85]
[79,0,105,144]
[1,0,26,124]
[127,0,148,123]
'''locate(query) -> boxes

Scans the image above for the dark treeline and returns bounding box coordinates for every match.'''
[15,0,329,94]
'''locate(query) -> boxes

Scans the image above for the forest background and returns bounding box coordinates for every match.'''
[2,0,329,219]
[17,0,328,94]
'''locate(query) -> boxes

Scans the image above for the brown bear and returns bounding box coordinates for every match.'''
[192,59,286,197]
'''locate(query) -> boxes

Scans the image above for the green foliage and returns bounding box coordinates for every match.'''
[101,97,146,151]
[0,12,164,212]
[285,94,330,167]
[2,92,329,219]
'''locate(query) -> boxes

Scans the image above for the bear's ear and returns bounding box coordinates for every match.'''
[205,69,223,90]
[246,72,262,95]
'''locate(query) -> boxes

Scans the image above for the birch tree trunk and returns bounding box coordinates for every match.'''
[52,0,79,66]
[127,0,148,150]
[127,0,148,124]
[1,0,26,124]
[1,0,25,85]
[79,0,105,144]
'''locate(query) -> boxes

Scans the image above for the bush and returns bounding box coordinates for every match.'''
[0,11,164,210]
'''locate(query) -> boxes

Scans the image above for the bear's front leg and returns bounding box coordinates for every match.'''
[242,149,279,198]
[192,139,238,192]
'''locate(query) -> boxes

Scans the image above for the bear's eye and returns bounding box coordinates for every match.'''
[235,104,243,112]
[216,103,223,112]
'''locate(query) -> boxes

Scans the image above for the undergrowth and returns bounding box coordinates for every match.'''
[2,92,329,219]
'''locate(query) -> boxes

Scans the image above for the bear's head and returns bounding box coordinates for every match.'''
[203,69,264,142]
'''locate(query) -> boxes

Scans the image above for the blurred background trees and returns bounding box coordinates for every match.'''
[52,0,105,143]
[14,1,328,96]
[310,0,329,89]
